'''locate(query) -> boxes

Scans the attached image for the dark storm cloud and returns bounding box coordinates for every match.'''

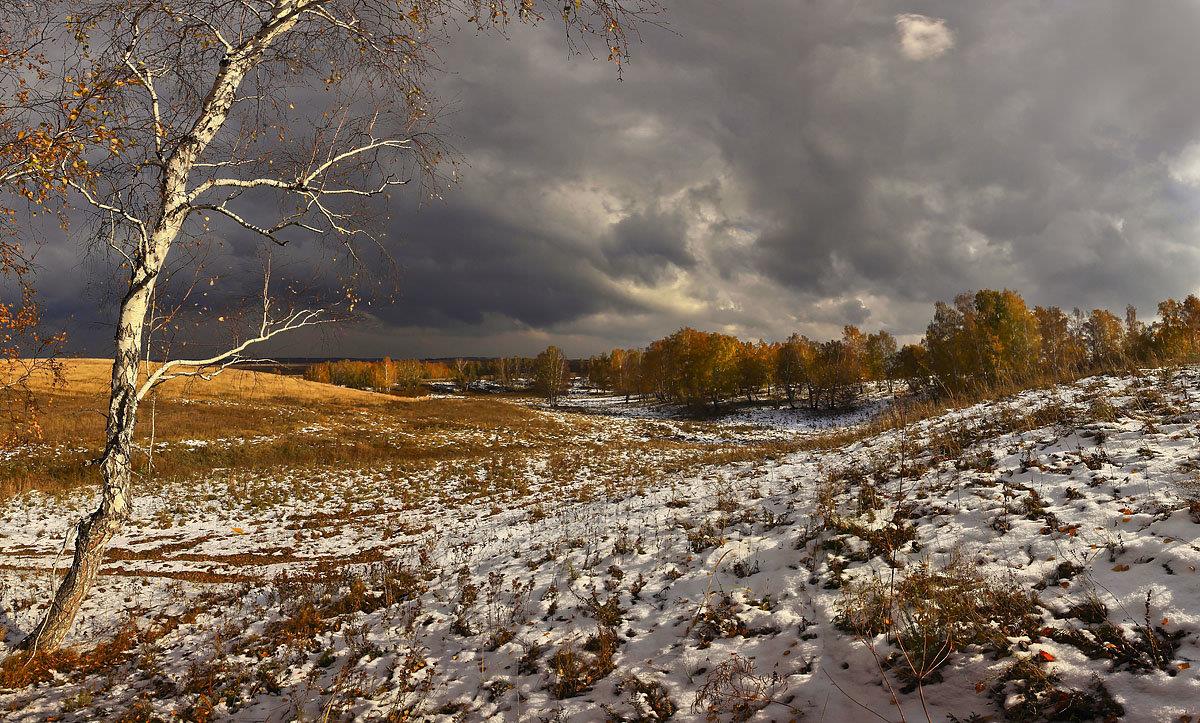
[376,203,646,328]
[600,205,694,284]
[25,0,1200,356]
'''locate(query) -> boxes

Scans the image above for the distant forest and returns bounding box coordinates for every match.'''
[307,290,1200,410]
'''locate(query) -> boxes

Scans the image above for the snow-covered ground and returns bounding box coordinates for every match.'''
[3,369,1200,720]
[555,385,893,441]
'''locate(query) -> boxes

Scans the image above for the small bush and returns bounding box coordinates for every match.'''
[691,593,748,645]
[1088,395,1118,422]
[686,519,726,552]
[693,654,789,722]
[614,674,678,721]
[991,658,1124,721]
[547,628,618,699]
[1050,621,1184,674]
[580,590,624,627]
[837,560,1042,683]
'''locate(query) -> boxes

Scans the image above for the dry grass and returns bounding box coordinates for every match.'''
[1,359,797,506]
[1,359,560,498]
[0,604,205,689]
[6,358,399,445]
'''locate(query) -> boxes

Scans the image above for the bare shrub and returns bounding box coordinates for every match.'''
[991,658,1124,721]
[546,626,619,699]
[837,560,1042,687]
[693,654,793,721]
[612,674,678,721]
[1049,592,1184,674]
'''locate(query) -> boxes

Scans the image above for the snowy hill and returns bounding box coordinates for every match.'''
[3,369,1200,721]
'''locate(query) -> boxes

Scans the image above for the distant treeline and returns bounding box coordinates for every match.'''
[582,326,893,411]
[303,289,1200,408]
[302,356,547,393]
[303,359,452,393]
[583,289,1200,410]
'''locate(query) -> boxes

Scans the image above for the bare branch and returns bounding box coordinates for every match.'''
[120,18,166,155]
[191,201,324,245]
[185,137,414,204]
[136,307,329,400]
[66,179,150,250]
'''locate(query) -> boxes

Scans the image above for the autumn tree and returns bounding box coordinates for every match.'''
[925,298,969,390]
[775,333,813,409]
[863,330,897,387]
[1123,305,1155,364]
[393,359,426,395]
[700,332,741,409]
[586,351,612,390]
[612,347,643,401]
[10,0,658,652]
[1083,309,1124,369]
[926,289,1040,393]
[452,358,479,393]
[489,356,531,388]
[490,356,511,388]
[892,343,929,393]
[533,344,569,406]
[969,289,1041,386]
[423,360,453,380]
[809,327,865,410]
[1,18,116,444]
[735,340,773,402]
[1184,296,1200,358]
[1154,295,1200,363]
[1033,305,1084,379]
[642,336,670,401]
[1155,298,1185,361]
[649,328,740,410]
[607,347,626,397]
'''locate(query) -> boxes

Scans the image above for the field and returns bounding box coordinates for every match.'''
[2,361,1200,721]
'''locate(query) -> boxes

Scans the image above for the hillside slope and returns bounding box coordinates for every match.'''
[3,368,1200,721]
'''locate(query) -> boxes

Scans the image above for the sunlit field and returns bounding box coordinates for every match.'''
[2,360,796,501]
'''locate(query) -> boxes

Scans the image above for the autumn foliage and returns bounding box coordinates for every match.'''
[303,358,452,394]
[0,26,117,443]
[584,288,1200,412]
[587,325,895,412]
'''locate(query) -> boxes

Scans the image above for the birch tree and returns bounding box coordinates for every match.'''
[533,344,568,405]
[9,0,657,653]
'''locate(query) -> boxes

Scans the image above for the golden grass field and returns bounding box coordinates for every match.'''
[1,358,797,503]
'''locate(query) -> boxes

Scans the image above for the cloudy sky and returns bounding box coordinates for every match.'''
[32,1,1200,358]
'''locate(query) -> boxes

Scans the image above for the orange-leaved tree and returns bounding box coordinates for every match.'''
[1,18,120,445]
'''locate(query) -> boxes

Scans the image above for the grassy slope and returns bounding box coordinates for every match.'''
[2,359,565,498]
[13,357,413,442]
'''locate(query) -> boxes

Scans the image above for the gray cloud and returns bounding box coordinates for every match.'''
[601,204,695,284]
[18,0,1200,358]
[895,14,955,61]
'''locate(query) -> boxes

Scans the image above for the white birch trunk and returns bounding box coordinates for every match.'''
[19,3,302,650]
